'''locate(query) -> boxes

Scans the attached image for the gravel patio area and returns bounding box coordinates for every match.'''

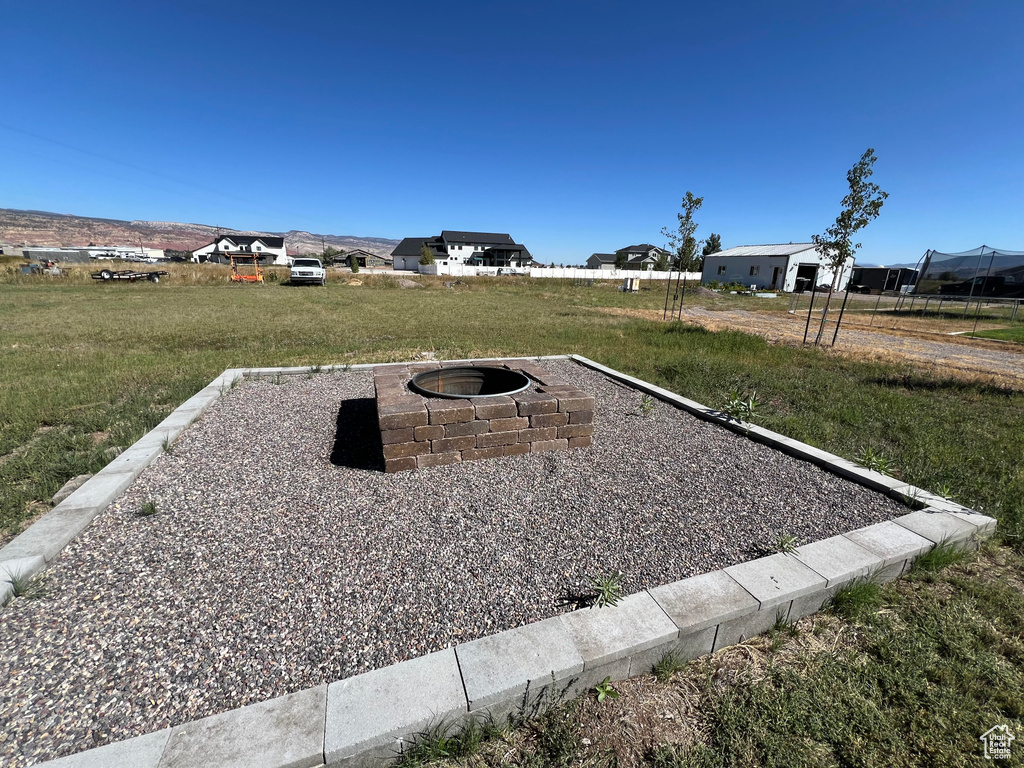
[0,359,910,766]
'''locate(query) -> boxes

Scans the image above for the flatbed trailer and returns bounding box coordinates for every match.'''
[91,269,169,283]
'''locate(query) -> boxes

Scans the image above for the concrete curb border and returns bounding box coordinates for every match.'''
[5,356,996,768]
[0,368,244,606]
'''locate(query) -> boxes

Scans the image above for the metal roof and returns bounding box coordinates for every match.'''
[706,243,817,258]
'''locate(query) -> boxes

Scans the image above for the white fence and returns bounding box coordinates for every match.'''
[528,267,701,282]
[418,264,702,281]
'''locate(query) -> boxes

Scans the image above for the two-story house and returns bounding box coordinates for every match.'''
[391,231,533,272]
[191,235,290,266]
[586,244,671,271]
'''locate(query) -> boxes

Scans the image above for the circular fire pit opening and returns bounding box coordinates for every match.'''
[410,366,531,399]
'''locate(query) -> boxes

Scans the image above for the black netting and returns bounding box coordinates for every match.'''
[912,246,1024,297]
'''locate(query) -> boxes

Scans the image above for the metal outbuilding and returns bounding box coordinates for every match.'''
[701,243,853,292]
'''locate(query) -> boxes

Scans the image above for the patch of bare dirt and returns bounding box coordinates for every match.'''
[593,306,1024,389]
[562,613,857,768]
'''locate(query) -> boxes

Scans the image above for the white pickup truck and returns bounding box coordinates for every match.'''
[290,258,326,286]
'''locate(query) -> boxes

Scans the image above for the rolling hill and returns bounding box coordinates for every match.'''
[0,208,399,257]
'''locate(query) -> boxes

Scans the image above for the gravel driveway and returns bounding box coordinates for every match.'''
[0,360,909,766]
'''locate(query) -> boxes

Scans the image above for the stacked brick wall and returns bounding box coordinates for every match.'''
[374,361,594,472]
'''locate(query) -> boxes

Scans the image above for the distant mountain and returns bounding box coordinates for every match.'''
[0,208,399,257]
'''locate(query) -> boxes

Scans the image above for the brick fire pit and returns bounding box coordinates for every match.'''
[374,360,595,472]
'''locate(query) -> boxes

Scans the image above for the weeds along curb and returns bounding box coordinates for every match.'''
[8,356,997,768]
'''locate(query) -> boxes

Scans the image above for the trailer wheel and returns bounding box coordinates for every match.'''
[149,274,160,283]
[100,269,113,280]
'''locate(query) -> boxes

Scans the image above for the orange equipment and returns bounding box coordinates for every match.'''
[229,254,264,283]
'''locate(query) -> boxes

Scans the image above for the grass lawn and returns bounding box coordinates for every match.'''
[2,266,1022,763]
[971,326,1024,344]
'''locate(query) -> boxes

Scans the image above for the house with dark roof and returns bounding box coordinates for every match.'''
[586,253,617,270]
[342,248,392,269]
[701,243,852,292]
[391,236,447,271]
[390,231,532,272]
[191,234,290,265]
[585,244,670,271]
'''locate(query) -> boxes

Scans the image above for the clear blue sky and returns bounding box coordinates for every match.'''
[3,1,1022,265]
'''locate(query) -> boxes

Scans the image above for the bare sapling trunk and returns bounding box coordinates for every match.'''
[813,265,845,346]
[811,149,887,346]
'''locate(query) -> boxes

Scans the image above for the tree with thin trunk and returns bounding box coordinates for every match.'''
[811,149,888,345]
[662,192,704,272]
[614,252,628,270]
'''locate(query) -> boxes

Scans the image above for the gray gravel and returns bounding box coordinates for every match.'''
[0,360,909,766]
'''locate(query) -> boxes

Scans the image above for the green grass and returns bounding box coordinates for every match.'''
[396,717,504,767]
[910,540,973,574]
[2,272,1022,764]
[652,650,688,683]
[6,571,49,601]
[1,274,1022,547]
[136,499,159,517]
[971,325,1024,343]
[828,579,884,621]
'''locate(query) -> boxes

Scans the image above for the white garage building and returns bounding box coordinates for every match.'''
[701,243,853,292]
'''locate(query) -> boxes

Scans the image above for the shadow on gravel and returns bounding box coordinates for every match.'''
[330,398,385,472]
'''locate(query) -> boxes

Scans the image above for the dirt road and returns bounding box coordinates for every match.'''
[599,306,1024,389]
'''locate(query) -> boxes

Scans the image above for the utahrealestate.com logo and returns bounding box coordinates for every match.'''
[980,725,1015,760]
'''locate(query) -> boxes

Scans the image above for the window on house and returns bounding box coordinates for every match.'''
[717,265,726,275]
[750,266,760,276]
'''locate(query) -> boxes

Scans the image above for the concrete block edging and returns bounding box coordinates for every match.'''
[12,355,996,767]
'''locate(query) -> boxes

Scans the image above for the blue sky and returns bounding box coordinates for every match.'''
[2,1,1022,264]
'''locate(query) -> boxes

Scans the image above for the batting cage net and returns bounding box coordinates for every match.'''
[912,246,1024,297]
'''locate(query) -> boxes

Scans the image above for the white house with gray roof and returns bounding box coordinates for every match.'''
[701,243,853,292]
[191,234,290,265]
[390,231,532,272]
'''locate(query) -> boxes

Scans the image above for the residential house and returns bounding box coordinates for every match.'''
[701,243,853,292]
[586,244,670,271]
[390,236,447,271]
[342,248,392,269]
[585,253,617,270]
[390,231,532,273]
[191,235,290,266]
